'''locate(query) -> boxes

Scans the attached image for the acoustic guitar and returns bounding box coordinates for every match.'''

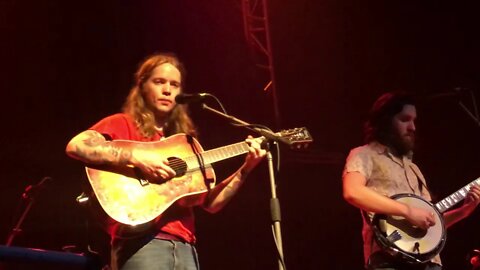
[85,128,312,227]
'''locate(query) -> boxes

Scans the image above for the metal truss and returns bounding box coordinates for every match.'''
[241,0,281,127]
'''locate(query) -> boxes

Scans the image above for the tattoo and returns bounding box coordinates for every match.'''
[84,134,104,147]
[120,150,133,164]
[74,131,132,166]
[74,146,90,160]
[108,147,121,158]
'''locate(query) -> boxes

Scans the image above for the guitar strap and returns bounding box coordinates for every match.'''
[187,135,213,190]
[409,164,431,197]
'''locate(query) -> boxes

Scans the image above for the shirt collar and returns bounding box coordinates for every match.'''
[370,141,414,160]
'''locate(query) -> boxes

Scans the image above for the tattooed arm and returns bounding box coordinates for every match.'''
[65,130,176,179]
[66,130,131,165]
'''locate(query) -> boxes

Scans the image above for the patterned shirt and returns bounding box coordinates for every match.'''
[343,141,441,265]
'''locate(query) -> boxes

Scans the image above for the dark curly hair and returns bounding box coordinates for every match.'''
[364,92,416,143]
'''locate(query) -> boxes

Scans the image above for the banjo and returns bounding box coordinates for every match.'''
[370,177,480,264]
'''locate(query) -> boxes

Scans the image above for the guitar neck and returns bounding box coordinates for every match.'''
[185,127,312,169]
[435,177,480,213]
[186,141,250,169]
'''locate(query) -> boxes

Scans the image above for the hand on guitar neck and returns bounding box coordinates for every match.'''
[462,185,480,216]
[443,185,480,228]
[241,135,268,175]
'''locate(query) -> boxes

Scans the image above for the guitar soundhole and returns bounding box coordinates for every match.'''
[168,157,187,177]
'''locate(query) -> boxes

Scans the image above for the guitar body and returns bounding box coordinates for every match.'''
[86,134,216,227]
[371,194,446,264]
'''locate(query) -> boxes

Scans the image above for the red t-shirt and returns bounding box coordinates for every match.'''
[90,113,196,244]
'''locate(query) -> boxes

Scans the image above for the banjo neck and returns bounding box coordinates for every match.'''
[435,177,480,214]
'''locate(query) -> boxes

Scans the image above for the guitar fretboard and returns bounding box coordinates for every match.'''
[185,142,250,170]
[435,177,480,213]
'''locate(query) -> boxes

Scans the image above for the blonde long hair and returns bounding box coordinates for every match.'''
[123,53,197,138]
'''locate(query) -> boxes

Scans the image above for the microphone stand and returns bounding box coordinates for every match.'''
[458,89,480,128]
[201,103,287,270]
[6,177,52,246]
[6,192,36,246]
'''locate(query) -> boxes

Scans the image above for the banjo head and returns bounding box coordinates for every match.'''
[374,193,446,262]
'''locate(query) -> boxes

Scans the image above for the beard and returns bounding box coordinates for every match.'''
[390,131,415,156]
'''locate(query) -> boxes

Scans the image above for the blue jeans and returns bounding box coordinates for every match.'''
[111,237,199,270]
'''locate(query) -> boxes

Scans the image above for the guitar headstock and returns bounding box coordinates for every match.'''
[277,127,313,149]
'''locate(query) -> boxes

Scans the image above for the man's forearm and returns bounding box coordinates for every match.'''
[203,166,248,213]
[66,130,132,166]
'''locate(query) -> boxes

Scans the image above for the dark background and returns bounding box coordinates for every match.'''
[1,1,479,269]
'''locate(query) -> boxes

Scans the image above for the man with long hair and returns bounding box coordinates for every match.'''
[66,53,266,270]
[342,92,480,269]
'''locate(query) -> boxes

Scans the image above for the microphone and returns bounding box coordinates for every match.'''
[175,93,209,104]
[22,176,52,200]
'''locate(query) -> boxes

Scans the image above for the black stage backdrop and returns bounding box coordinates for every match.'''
[0,1,479,269]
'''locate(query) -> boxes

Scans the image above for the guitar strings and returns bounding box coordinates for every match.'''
[165,142,251,172]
